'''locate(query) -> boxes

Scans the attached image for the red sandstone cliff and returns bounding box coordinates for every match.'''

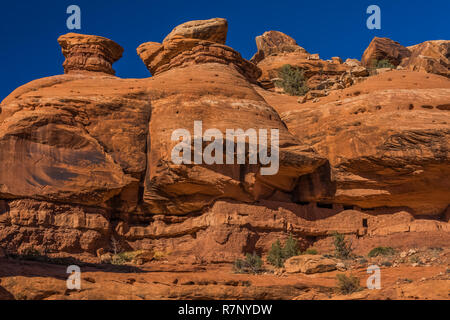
[0,19,449,265]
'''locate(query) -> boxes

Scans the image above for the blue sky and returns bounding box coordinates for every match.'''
[1,0,449,101]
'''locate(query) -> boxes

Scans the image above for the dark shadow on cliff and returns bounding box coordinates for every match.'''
[0,285,15,300]
[0,255,146,280]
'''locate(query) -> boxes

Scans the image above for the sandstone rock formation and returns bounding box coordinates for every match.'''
[137,20,260,82]
[285,254,337,274]
[250,31,366,92]
[139,61,328,215]
[260,70,450,215]
[136,38,261,81]
[1,253,449,300]
[402,40,450,78]
[163,18,228,44]
[361,37,411,67]
[135,19,325,215]
[0,37,150,253]
[250,31,305,64]
[58,33,124,75]
[0,199,110,254]
[0,21,328,256]
[361,37,450,79]
[0,72,150,207]
[0,19,449,267]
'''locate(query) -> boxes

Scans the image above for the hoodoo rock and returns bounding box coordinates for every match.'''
[163,18,228,44]
[137,18,260,81]
[58,33,124,75]
[137,38,261,81]
[361,37,411,67]
[0,71,150,208]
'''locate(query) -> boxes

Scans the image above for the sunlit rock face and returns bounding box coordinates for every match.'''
[58,33,124,75]
[402,40,450,78]
[0,21,448,260]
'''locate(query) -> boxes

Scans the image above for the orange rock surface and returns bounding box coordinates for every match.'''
[0,18,449,301]
[58,33,124,75]
[361,37,411,67]
[402,40,450,78]
[259,70,450,214]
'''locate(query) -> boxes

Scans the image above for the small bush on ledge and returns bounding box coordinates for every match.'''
[233,252,263,274]
[368,59,395,73]
[336,274,362,295]
[303,248,318,255]
[267,240,284,268]
[375,59,395,69]
[368,246,395,258]
[283,234,301,259]
[275,64,309,96]
[333,232,353,259]
[267,234,301,268]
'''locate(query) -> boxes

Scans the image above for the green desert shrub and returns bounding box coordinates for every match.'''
[429,247,443,255]
[111,254,128,265]
[21,247,41,259]
[233,252,263,274]
[368,246,395,258]
[336,274,362,294]
[376,59,395,69]
[370,58,395,69]
[275,64,309,96]
[409,255,421,264]
[282,234,301,258]
[18,247,49,263]
[303,248,318,255]
[267,240,284,268]
[267,234,301,268]
[111,251,137,265]
[110,250,154,265]
[333,232,353,259]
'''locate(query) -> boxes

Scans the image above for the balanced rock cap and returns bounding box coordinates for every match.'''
[58,33,124,75]
[163,18,228,44]
[137,18,259,81]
